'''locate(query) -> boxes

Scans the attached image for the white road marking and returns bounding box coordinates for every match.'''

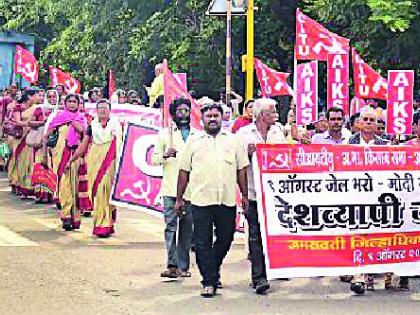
[0,225,39,247]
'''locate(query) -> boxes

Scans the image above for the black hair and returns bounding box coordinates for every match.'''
[17,94,29,104]
[64,93,80,105]
[326,107,344,120]
[414,112,419,125]
[350,112,361,127]
[200,102,223,115]
[23,88,37,97]
[88,90,96,99]
[169,97,191,117]
[96,99,112,110]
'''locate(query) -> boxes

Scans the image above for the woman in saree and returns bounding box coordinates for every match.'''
[42,94,87,231]
[33,89,59,203]
[11,90,38,197]
[67,99,122,237]
[231,99,254,133]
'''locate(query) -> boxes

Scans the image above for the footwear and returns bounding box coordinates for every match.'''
[62,222,72,231]
[350,282,365,295]
[397,277,409,291]
[340,276,353,283]
[201,286,216,298]
[255,280,270,294]
[160,268,179,279]
[216,281,223,289]
[178,270,191,278]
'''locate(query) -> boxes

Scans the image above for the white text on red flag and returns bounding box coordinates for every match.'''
[327,53,349,115]
[296,61,318,125]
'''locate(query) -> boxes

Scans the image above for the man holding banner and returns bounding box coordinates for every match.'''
[237,98,287,294]
[152,97,197,279]
[175,102,249,298]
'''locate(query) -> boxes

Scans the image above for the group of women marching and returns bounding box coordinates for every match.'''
[1,85,122,238]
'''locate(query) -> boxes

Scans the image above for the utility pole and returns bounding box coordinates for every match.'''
[245,0,254,101]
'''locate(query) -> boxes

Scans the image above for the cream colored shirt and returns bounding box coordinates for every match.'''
[237,123,287,201]
[178,130,249,207]
[152,126,199,198]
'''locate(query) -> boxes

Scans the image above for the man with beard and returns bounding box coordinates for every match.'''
[312,107,350,144]
[152,97,197,279]
[175,102,249,298]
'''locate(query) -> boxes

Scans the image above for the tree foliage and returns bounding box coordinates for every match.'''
[0,0,418,97]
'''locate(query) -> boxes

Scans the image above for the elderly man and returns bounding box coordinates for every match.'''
[146,64,164,107]
[348,107,388,146]
[312,107,351,144]
[175,102,249,298]
[152,97,197,279]
[237,98,287,294]
[347,107,387,295]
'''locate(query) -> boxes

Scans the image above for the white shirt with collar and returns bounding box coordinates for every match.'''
[236,123,287,201]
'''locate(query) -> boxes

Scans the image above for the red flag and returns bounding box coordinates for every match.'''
[296,61,318,125]
[295,8,350,61]
[14,45,39,84]
[163,60,201,130]
[254,58,293,97]
[49,66,82,94]
[352,48,387,100]
[386,70,414,135]
[109,70,115,99]
[327,53,349,115]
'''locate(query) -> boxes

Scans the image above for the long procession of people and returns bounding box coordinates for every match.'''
[0,82,419,298]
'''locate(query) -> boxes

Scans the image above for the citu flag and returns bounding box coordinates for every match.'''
[254,58,293,97]
[295,8,350,61]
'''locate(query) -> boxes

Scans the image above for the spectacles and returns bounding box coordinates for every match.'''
[329,117,343,121]
[362,117,375,122]
[177,108,190,113]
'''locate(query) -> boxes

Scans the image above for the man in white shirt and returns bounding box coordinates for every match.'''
[237,98,287,294]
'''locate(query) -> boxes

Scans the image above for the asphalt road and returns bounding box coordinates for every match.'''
[0,173,419,315]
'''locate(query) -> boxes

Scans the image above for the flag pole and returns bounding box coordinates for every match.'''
[226,0,232,106]
[245,0,254,101]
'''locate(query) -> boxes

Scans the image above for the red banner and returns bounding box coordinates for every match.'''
[14,45,39,84]
[295,9,350,61]
[296,61,318,125]
[31,163,57,193]
[254,58,293,97]
[255,144,420,279]
[327,53,349,115]
[386,70,414,135]
[352,48,387,100]
[162,60,201,129]
[49,66,82,94]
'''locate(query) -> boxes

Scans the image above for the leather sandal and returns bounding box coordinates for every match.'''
[179,270,191,277]
[160,268,179,278]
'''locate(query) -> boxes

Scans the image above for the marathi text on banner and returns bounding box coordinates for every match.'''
[254,144,420,279]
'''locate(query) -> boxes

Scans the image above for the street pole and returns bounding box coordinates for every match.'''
[245,0,254,101]
[226,0,232,106]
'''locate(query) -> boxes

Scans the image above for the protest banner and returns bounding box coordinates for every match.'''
[296,61,318,125]
[84,102,162,128]
[295,8,350,61]
[352,48,388,100]
[111,122,163,214]
[254,144,420,279]
[386,70,414,135]
[14,45,39,84]
[254,58,293,97]
[327,53,349,114]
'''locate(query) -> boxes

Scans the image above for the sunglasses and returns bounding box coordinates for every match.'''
[362,117,375,122]
[329,117,343,121]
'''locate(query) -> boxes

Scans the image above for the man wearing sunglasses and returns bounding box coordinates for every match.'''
[312,107,350,144]
[175,102,249,297]
[152,97,197,280]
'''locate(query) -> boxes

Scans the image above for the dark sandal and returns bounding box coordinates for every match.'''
[201,286,215,298]
[160,268,178,278]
